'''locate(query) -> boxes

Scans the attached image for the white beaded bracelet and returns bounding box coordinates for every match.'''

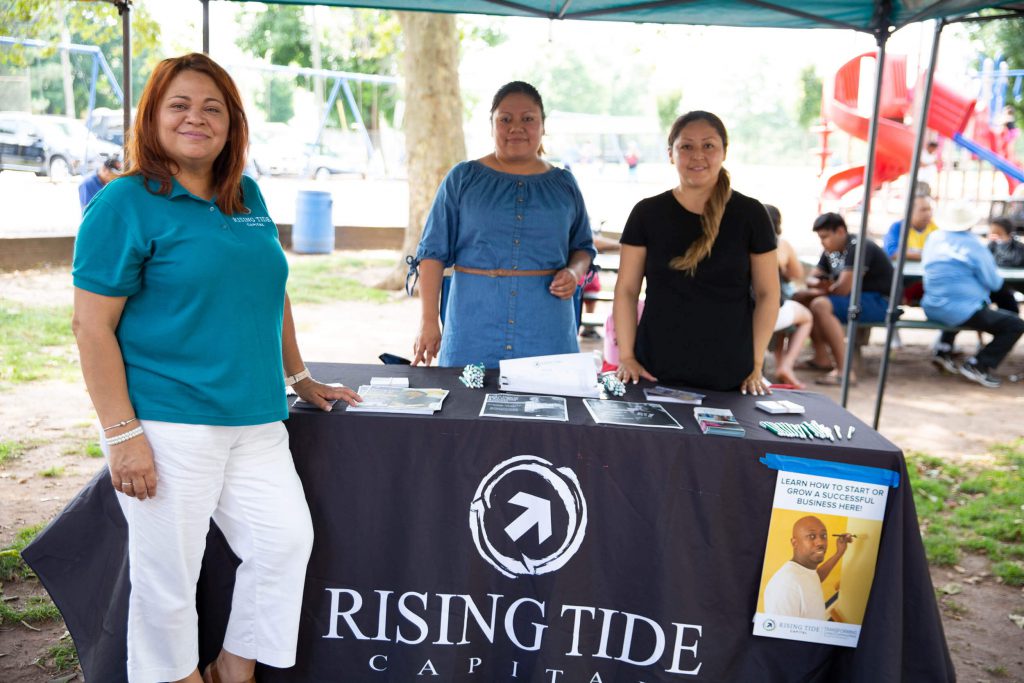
[106,425,144,446]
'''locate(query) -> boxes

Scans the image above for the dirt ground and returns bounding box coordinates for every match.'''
[1,260,1023,682]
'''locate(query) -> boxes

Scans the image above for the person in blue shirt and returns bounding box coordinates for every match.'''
[922,204,1024,388]
[77,154,122,211]
[410,81,595,368]
[71,53,360,683]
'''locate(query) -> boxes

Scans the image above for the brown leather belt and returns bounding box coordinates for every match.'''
[454,265,559,277]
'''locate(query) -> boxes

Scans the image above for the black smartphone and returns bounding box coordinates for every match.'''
[379,353,412,365]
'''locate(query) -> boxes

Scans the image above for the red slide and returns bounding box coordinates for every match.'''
[822,52,976,201]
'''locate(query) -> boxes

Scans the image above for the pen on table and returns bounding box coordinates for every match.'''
[832,534,857,538]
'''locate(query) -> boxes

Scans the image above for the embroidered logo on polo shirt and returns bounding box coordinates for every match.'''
[230,216,275,227]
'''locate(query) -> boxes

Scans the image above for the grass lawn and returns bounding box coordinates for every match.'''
[0,304,77,386]
[908,439,1024,586]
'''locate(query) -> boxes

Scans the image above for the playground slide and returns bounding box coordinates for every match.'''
[822,51,983,200]
[822,54,917,200]
[952,132,1023,192]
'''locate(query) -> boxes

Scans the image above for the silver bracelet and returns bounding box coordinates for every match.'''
[106,425,144,446]
[103,417,138,432]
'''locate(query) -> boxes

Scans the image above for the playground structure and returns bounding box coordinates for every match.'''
[820,51,1024,201]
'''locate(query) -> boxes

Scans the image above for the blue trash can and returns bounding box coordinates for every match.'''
[292,190,334,254]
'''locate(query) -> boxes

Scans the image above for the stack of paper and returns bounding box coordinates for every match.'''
[643,386,705,405]
[346,385,449,415]
[755,400,805,414]
[693,407,745,437]
[499,353,601,398]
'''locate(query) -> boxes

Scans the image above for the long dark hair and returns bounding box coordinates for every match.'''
[667,111,732,275]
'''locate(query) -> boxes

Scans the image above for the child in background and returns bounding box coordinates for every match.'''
[988,216,1023,313]
[765,204,813,388]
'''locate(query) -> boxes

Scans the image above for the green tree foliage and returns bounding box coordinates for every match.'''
[236,6,401,133]
[797,64,823,128]
[724,67,811,165]
[524,43,651,116]
[657,89,683,131]
[0,0,161,114]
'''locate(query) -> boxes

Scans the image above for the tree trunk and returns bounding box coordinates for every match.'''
[377,11,465,290]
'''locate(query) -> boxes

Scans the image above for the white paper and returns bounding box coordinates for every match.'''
[370,376,410,387]
[498,352,601,398]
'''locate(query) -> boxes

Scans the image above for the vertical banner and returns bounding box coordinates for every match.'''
[753,454,900,647]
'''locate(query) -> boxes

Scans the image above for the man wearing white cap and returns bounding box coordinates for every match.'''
[921,203,1024,388]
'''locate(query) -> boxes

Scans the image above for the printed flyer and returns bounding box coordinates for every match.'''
[752,453,899,647]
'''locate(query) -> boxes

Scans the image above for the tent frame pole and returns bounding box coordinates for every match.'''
[840,27,889,406]
[872,18,946,429]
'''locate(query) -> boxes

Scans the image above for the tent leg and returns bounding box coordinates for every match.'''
[202,0,210,54]
[872,19,946,429]
[840,31,889,408]
[116,1,131,149]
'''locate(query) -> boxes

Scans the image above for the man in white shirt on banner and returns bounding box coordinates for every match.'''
[764,515,854,620]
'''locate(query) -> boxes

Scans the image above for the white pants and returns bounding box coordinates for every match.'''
[105,420,314,683]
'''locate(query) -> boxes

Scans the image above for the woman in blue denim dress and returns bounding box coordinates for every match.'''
[410,82,595,369]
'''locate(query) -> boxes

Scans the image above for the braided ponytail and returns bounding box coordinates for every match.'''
[666,111,732,276]
[669,168,731,275]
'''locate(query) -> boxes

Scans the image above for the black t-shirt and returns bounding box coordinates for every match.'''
[815,234,894,293]
[620,189,776,391]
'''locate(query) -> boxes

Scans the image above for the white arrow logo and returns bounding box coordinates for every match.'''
[470,455,587,577]
[504,492,552,543]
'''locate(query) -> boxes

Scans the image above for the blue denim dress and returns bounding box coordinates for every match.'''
[415,161,595,368]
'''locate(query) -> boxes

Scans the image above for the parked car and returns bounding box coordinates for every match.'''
[305,146,366,180]
[0,116,47,174]
[86,106,127,146]
[248,123,307,177]
[0,112,121,179]
[248,123,365,180]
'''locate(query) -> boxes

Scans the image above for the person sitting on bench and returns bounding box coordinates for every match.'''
[923,204,1024,389]
[792,212,893,386]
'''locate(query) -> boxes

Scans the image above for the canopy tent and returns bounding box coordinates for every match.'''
[106,0,1023,425]
[220,0,1022,33]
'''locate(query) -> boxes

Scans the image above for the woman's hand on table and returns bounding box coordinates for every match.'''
[294,378,362,411]
[109,436,158,501]
[413,320,441,366]
[615,357,656,384]
[549,267,580,300]
[739,370,772,396]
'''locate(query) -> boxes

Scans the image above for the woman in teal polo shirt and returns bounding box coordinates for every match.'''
[71,53,359,683]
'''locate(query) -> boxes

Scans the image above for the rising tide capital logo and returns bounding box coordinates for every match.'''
[469,455,587,577]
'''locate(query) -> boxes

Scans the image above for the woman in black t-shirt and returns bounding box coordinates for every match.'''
[612,111,779,393]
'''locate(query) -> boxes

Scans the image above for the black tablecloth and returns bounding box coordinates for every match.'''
[23,363,952,682]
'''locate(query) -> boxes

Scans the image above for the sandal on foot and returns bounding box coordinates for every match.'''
[796,359,834,372]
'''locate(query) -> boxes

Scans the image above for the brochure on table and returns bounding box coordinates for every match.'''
[583,399,682,430]
[753,454,896,648]
[346,385,449,415]
[479,393,569,422]
[643,386,705,405]
[499,352,601,398]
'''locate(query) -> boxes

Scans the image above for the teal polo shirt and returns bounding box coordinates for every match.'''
[73,174,289,426]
